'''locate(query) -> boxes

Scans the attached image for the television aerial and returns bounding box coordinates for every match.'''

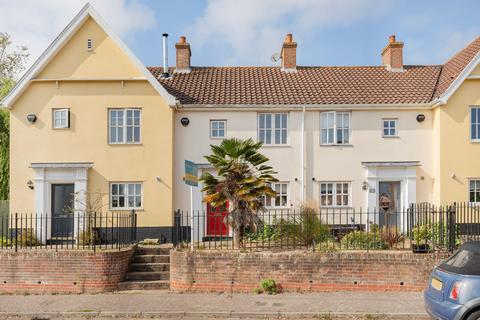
[270,52,281,63]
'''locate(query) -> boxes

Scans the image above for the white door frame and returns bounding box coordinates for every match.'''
[362,161,419,232]
[31,162,93,243]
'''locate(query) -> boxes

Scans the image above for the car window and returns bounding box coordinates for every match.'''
[440,249,480,276]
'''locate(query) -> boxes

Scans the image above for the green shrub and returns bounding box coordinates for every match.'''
[340,231,388,250]
[260,279,278,295]
[0,236,10,246]
[412,224,432,245]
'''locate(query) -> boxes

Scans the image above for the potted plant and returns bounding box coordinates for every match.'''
[412,224,432,253]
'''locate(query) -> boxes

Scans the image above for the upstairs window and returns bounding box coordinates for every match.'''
[109,109,141,144]
[471,107,480,142]
[320,111,350,145]
[383,119,398,137]
[258,113,288,145]
[53,108,70,129]
[210,120,226,139]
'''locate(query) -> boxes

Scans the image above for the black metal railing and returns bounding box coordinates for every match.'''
[0,211,137,252]
[173,203,480,252]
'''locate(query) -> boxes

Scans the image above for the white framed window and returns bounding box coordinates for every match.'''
[87,38,93,51]
[320,111,350,145]
[261,182,289,208]
[471,107,480,142]
[383,119,398,137]
[210,120,226,139]
[110,182,143,209]
[109,109,141,144]
[469,180,480,203]
[52,108,69,129]
[258,113,288,145]
[320,182,350,207]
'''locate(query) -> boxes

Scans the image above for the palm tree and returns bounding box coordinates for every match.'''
[200,138,278,248]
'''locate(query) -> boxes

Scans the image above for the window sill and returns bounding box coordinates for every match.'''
[261,144,291,148]
[320,206,353,209]
[382,136,400,139]
[320,144,353,147]
[471,140,480,144]
[108,143,143,146]
[52,127,70,130]
[109,208,144,212]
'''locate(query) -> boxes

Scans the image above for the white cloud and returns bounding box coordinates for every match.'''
[190,0,393,65]
[0,0,155,71]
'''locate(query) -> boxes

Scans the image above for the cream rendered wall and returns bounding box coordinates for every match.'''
[174,108,434,211]
[9,17,173,227]
[438,77,480,204]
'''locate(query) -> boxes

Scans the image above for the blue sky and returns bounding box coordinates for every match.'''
[127,0,480,67]
[2,0,479,70]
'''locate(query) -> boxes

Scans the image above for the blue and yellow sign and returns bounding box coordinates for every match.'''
[184,160,198,187]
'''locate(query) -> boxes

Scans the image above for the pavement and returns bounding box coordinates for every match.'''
[0,290,428,319]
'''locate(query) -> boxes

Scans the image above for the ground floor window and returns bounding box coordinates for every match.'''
[110,182,142,209]
[320,182,350,207]
[469,180,480,203]
[261,182,289,208]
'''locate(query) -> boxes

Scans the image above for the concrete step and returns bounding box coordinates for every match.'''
[117,280,170,291]
[135,247,171,255]
[125,271,170,281]
[129,263,170,272]
[133,254,169,264]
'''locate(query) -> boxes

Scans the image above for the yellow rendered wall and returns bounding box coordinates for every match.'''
[9,16,173,227]
[438,79,480,204]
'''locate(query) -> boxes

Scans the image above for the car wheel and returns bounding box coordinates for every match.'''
[467,310,480,320]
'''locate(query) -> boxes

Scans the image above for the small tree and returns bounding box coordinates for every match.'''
[0,32,29,200]
[200,138,277,248]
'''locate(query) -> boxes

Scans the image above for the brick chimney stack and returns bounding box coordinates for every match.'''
[381,35,404,72]
[175,36,191,74]
[281,33,297,72]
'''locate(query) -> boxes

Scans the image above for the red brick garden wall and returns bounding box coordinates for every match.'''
[170,250,449,292]
[0,247,133,294]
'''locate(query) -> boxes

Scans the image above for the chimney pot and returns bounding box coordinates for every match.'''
[281,33,297,72]
[381,35,404,72]
[175,35,191,74]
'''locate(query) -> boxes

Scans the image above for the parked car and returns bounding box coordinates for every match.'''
[424,241,480,320]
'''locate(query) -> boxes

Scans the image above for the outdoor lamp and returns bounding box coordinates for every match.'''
[180,117,190,126]
[416,114,425,122]
[27,180,34,190]
[362,181,368,190]
[27,114,37,123]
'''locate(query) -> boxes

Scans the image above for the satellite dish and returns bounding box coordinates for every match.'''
[270,52,281,63]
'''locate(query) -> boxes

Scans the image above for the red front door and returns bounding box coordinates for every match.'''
[206,202,229,236]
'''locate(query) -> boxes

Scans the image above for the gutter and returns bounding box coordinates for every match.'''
[175,103,434,111]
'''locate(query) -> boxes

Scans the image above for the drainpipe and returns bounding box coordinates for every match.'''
[301,105,306,203]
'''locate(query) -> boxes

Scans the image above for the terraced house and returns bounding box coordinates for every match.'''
[2,4,480,242]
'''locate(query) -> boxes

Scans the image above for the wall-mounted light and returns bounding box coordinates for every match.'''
[294,178,298,182]
[27,180,34,190]
[416,114,425,122]
[180,117,190,127]
[311,177,316,181]
[362,181,368,191]
[26,114,37,123]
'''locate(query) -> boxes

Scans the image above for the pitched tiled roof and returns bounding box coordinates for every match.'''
[148,37,480,106]
[433,36,480,99]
